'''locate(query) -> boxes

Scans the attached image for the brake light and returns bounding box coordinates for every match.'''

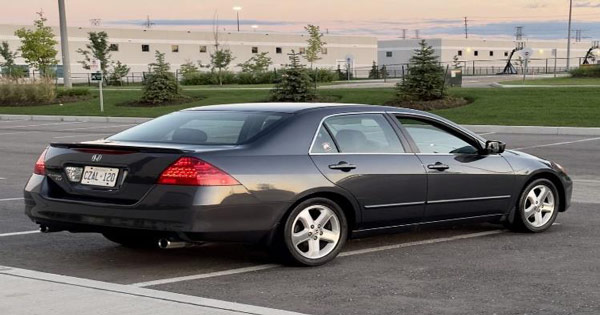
[33,148,48,175]
[158,157,240,186]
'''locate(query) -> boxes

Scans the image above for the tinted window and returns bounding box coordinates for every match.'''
[324,114,404,153]
[311,125,338,153]
[109,111,288,145]
[398,118,477,154]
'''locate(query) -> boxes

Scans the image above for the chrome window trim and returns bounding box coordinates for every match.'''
[308,111,407,155]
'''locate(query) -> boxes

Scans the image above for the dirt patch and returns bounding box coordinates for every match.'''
[385,96,471,111]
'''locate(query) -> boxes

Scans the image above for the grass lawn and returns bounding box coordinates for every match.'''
[0,87,598,127]
[502,76,600,86]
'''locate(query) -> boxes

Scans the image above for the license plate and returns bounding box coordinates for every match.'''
[81,166,119,187]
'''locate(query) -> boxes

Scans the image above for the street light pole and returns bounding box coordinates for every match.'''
[58,0,72,88]
[566,0,573,70]
[233,7,242,32]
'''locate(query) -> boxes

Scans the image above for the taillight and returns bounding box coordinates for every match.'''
[33,148,48,175]
[157,157,240,186]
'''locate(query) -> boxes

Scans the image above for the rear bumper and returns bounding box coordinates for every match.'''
[24,174,289,244]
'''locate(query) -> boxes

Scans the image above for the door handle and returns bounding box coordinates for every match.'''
[427,162,450,171]
[329,161,357,172]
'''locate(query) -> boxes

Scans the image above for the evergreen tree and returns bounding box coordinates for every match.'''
[368,61,380,79]
[270,50,315,102]
[396,40,446,101]
[141,51,180,104]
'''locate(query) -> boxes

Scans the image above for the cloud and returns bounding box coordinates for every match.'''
[107,19,296,27]
[524,2,549,8]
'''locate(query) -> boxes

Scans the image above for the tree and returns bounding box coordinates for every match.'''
[395,40,446,101]
[107,61,130,86]
[14,11,58,77]
[141,51,180,104]
[270,50,315,102]
[210,49,234,85]
[77,31,111,77]
[304,25,326,68]
[238,52,272,73]
[0,41,21,78]
[368,61,380,79]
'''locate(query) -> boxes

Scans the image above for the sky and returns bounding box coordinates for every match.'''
[2,0,600,40]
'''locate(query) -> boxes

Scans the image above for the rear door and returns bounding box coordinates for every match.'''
[309,113,427,229]
[395,116,515,221]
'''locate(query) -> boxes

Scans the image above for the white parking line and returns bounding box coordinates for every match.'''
[513,136,600,150]
[0,122,85,129]
[0,197,24,202]
[53,133,110,139]
[0,230,40,237]
[132,229,504,288]
[0,124,135,136]
[0,266,303,315]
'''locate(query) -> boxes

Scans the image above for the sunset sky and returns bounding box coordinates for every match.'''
[3,0,600,40]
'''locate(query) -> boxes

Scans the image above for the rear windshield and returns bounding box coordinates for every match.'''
[108,111,289,145]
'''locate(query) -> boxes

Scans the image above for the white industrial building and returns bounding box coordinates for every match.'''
[378,38,599,75]
[0,24,377,78]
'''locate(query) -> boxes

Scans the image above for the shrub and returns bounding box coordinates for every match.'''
[307,68,337,82]
[0,78,56,106]
[180,71,216,85]
[569,65,600,78]
[56,87,90,98]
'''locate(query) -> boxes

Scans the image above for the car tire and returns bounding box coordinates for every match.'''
[507,178,559,233]
[278,198,348,266]
[102,232,159,249]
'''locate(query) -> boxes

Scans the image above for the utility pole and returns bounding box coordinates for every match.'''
[402,29,407,40]
[58,0,72,88]
[464,17,468,39]
[575,29,582,42]
[415,29,420,39]
[233,7,242,32]
[567,0,573,70]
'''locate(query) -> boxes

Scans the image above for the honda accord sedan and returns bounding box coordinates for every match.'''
[24,103,572,266]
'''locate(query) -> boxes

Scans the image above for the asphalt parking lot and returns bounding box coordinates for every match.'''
[1,120,599,314]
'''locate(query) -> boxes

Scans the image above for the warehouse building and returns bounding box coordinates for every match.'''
[378,38,599,75]
[0,24,377,78]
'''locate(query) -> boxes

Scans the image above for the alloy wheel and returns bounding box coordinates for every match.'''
[290,204,341,260]
[523,184,556,228]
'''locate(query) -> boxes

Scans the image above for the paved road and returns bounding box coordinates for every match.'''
[0,120,599,314]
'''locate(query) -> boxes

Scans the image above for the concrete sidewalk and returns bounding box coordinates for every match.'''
[0,266,303,315]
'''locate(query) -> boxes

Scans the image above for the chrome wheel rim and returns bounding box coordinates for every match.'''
[291,205,341,260]
[524,184,556,228]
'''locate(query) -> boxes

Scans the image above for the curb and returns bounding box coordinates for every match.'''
[2,114,600,136]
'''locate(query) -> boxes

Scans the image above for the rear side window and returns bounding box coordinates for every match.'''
[311,125,339,154]
[320,114,404,154]
[109,111,288,145]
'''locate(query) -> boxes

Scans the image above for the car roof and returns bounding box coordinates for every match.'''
[184,102,417,114]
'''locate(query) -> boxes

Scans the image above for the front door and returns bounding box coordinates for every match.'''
[310,113,427,229]
[395,116,515,222]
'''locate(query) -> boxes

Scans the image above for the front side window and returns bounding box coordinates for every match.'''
[322,114,404,154]
[398,117,477,154]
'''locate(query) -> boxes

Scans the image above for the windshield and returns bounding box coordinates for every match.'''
[108,111,289,145]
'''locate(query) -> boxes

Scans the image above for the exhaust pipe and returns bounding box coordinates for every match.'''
[157,238,194,249]
[40,225,60,233]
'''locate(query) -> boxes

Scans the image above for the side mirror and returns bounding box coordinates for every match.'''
[485,140,506,154]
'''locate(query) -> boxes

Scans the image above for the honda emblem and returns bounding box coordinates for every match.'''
[91,154,103,162]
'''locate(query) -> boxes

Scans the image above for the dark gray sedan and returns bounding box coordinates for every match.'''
[24,103,572,266]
